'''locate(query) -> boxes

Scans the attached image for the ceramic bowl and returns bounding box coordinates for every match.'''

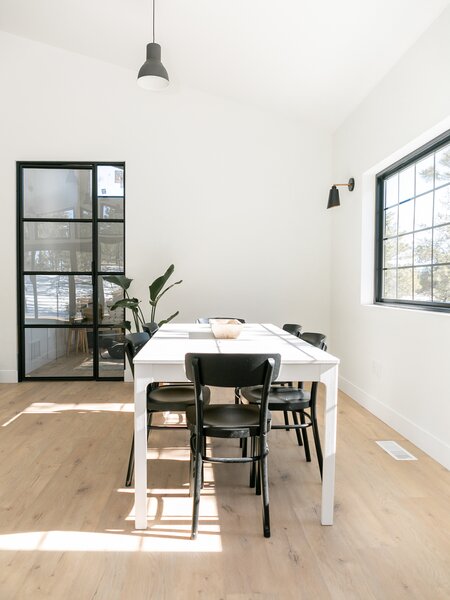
[210,319,243,339]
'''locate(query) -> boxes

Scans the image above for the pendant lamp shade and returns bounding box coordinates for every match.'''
[137,43,169,90]
[327,185,340,209]
[137,0,169,91]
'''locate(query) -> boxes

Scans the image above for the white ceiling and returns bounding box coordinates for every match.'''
[1,0,448,130]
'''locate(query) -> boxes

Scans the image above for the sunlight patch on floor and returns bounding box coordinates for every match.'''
[0,529,222,552]
[123,461,221,551]
[2,402,133,427]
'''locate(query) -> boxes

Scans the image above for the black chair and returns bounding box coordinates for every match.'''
[142,322,159,337]
[185,352,281,540]
[279,324,303,428]
[241,332,326,478]
[282,323,303,337]
[195,318,247,405]
[196,317,246,324]
[124,332,210,487]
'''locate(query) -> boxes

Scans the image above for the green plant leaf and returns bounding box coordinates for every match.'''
[109,298,140,311]
[158,311,179,326]
[156,280,183,303]
[103,274,133,290]
[149,265,175,301]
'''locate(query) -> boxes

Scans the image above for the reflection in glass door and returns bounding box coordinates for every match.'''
[17,162,125,380]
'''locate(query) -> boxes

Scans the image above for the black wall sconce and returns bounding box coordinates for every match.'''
[327,178,355,209]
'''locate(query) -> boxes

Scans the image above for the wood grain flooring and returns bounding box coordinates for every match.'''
[0,381,449,599]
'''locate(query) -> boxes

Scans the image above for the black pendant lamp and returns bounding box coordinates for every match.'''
[137,0,169,90]
[327,178,355,209]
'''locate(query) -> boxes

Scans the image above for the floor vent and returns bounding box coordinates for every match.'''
[376,441,417,461]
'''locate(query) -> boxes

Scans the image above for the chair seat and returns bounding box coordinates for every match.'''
[242,385,311,411]
[148,385,211,412]
[186,404,270,438]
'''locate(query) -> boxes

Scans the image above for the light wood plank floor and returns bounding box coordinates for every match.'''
[0,381,449,599]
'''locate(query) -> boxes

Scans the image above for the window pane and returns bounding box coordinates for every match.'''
[99,277,125,325]
[23,168,92,219]
[98,197,124,219]
[385,175,398,208]
[384,206,398,237]
[414,192,433,231]
[378,134,450,309]
[432,265,449,302]
[397,234,413,267]
[24,222,92,272]
[397,268,413,300]
[25,275,92,324]
[383,270,396,298]
[398,199,414,234]
[435,144,450,184]
[98,166,124,197]
[434,185,450,226]
[414,229,432,265]
[414,267,432,301]
[24,327,93,377]
[98,328,125,378]
[383,238,397,268]
[399,165,415,202]
[98,223,124,272]
[433,224,450,264]
[415,155,434,196]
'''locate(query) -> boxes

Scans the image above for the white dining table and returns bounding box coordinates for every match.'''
[133,323,340,529]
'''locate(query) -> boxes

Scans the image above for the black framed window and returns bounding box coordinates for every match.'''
[375,130,450,312]
[17,161,126,380]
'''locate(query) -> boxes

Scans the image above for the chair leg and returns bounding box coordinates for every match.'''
[255,439,261,496]
[201,436,207,488]
[260,435,270,538]
[283,411,290,431]
[125,433,135,487]
[189,434,195,497]
[234,387,241,404]
[249,437,256,488]
[291,411,303,447]
[242,437,248,458]
[191,434,203,540]
[299,411,311,462]
[312,417,323,479]
[147,412,153,440]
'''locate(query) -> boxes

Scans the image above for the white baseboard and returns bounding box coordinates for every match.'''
[0,370,18,383]
[339,375,450,471]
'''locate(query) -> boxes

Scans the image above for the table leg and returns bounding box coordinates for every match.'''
[134,366,150,529]
[320,364,338,525]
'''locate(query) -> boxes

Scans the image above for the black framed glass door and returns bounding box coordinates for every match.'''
[17,162,126,380]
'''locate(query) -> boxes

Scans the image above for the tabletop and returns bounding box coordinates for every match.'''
[134,323,339,369]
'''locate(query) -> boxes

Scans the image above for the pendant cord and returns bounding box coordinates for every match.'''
[152,0,155,42]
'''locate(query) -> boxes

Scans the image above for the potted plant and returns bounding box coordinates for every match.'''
[103,264,182,332]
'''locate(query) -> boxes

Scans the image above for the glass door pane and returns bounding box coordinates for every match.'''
[23,168,92,218]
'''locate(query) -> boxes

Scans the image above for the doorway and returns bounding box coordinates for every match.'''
[17,162,126,380]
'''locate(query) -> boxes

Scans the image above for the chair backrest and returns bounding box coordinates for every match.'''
[185,353,281,433]
[124,332,150,376]
[142,322,159,337]
[300,332,327,351]
[282,323,302,337]
[196,317,246,324]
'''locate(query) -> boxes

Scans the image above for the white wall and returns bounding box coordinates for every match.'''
[0,31,333,382]
[331,7,450,469]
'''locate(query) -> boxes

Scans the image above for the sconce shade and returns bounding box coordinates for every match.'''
[137,43,169,90]
[327,185,340,209]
